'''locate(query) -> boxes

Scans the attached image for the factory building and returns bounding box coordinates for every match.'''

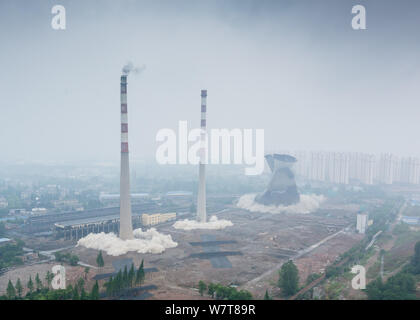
[141,212,177,226]
[54,214,142,240]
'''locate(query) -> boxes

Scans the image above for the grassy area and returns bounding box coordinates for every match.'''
[393,229,420,248]
[383,229,420,274]
[367,261,381,279]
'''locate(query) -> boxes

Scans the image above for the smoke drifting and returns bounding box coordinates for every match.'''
[122,62,146,75]
[77,228,177,256]
[173,215,233,230]
[237,193,325,214]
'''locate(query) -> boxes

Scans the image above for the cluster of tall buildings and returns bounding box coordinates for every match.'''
[283,151,420,186]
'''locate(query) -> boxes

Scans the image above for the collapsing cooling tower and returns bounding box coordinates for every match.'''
[255,154,300,206]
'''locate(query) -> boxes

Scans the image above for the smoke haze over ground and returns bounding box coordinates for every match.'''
[173,215,233,230]
[77,228,177,256]
[237,193,325,214]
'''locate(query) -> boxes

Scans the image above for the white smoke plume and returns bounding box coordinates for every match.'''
[77,228,177,256]
[237,193,325,214]
[173,215,233,231]
[122,62,146,75]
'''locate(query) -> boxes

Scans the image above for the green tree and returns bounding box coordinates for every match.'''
[54,251,64,262]
[264,290,272,300]
[45,271,53,288]
[15,278,23,298]
[90,280,100,300]
[80,287,88,300]
[411,241,420,274]
[135,260,145,285]
[198,281,207,296]
[123,266,128,287]
[128,264,135,287]
[6,280,16,299]
[84,267,90,280]
[72,286,80,300]
[96,251,104,269]
[115,270,123,294]
[105,276,113,297]
[207,283,216,298]
[278,260,299,297]
[77,278,85,291]
[35,273,43,291]
[27,276,34,293]
[69,255,79,266]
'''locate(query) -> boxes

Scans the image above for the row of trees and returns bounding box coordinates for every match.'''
[198,281,253,300]
[2,272,100,300]
[104,261,145,297]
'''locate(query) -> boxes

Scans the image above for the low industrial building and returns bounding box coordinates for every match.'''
[54,214,142,240]
[141,213,176,226]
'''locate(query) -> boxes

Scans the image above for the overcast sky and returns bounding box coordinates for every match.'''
[0,0,419,163]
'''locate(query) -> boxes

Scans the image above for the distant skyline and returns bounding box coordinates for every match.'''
[1,0,420,163]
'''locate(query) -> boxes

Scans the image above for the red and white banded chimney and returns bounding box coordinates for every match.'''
[119,75,134,240]
[197,89,207,223]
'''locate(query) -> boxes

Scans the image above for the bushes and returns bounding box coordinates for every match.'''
[200,281,253,300]
[366,272,416,300]
[54,251,79,266]
[0,241,24,270]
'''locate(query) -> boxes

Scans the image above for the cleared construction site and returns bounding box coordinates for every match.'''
[64,197,361,299]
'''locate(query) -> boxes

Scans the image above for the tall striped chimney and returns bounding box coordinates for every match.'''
[119,75,134,240]
[197,89,207,223]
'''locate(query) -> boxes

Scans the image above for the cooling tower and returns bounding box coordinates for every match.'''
[119,75,134,240]
[196,90,207,223]
[255,154,300,206]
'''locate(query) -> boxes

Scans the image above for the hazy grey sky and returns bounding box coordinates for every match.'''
[1,0,419,163]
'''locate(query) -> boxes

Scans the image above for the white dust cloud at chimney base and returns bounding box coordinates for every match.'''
[77,228,177,256]
[237,193,325,214]
[173,216,233,231]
